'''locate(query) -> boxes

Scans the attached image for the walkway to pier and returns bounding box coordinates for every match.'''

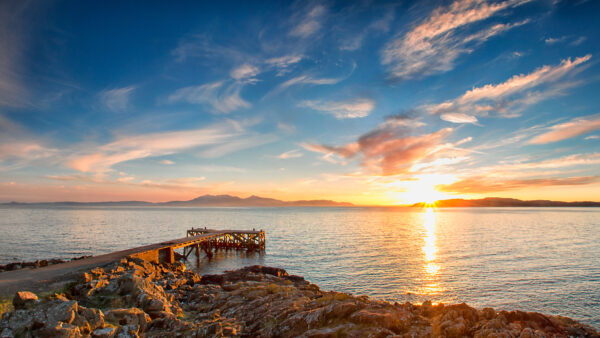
[0,228,265,297]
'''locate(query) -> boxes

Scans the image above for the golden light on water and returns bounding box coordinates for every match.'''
[423,208,437,262]
[420,207,443,296]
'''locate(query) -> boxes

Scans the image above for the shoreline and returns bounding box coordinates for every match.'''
[1,257,598,337]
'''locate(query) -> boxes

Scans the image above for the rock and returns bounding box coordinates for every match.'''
[90,267,105,277]
[46,300,78,325]
[38,322,82,337]
[0,328,13,338]
[91,326,116,338]
[78,306,104,330]
[12,291,38,310]
[104,308,151,332]
[6,310,33,331]
[81,272,93,283]
[116,324,139,337]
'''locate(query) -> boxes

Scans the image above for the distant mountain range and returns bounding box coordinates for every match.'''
[2,194,353,207]
[3,195,599,208]
[412,197,600,207]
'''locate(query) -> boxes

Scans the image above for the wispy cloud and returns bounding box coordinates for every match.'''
[160,159,175,165]
[301,98,375,119]
[425,55,592,122]
[545,35,587,46]
[67,120,274,173]
[230,63,260,83]
[440,113,480,124]
[289,4,327,38]
[529,114,600,144]
[168,81,250,113]
[99,86,135,112]
[277,149,303,159]
[382,0,530,80]
[265,55,303,76]
[266,62,356,97]
[0,114,56,169]
[545,36,567,45]
[585,135,600,140]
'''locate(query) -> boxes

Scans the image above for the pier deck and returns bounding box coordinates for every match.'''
[0,228,265,296]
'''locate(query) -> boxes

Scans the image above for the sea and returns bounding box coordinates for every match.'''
[0,206,598,328]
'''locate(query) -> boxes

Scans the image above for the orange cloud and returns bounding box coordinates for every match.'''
[437,176,600,194]
[529,114,600,144]
[305,116,455,175]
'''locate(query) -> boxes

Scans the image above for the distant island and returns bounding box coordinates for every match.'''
[412,197,600,207]
[1,194,354,207]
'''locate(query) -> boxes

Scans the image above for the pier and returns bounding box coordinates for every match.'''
[133,228,266,263]
[0,228,265,296]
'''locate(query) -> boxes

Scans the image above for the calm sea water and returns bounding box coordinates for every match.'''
[0,206,598,328]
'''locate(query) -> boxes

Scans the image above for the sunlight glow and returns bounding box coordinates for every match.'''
[420,208,443,295]
[422,208,437,262]
[402,174,455,204]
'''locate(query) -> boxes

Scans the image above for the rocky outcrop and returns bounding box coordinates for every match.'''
[1,257,598,337]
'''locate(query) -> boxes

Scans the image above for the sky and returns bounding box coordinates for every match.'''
[1,0,599,205]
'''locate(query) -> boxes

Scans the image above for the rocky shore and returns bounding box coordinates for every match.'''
[0,257,598,337]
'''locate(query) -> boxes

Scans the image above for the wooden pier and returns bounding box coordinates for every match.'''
[181,228,265,260]
[131,228,265,264]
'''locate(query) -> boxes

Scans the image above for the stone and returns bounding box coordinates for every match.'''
[6,310,33,331]
[0,328,13,338]
[81,272,93,283]
[78,306,104,330]
[39,322,82,338]
[91,326,116,338]
[12,291,38,310]
[104,308,151,332]
[116,324,139,337]
[46,300,78,325]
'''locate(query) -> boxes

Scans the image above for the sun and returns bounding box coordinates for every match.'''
[404,174,450,205]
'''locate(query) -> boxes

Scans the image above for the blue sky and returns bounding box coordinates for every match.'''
[1,0,599,204]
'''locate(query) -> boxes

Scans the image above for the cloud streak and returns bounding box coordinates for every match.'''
[426,55,592,122]
[99,86,135,112]
[301,98,375,119]
[289,4,327,38]
[67,120,274,173]
[529,114,600,144]
[230,63,260,83]
[382,0,530,80]
[265,55,303,76]
[277,149,303,159]
[168,81,250,113]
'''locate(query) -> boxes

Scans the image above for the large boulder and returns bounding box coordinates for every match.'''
[12,291,38,310]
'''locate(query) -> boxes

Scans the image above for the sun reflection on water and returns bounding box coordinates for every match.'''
[421,208,443,296]
[423,208,437,263]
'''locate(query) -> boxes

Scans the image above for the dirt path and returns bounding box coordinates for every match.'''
[0,248,138,297]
